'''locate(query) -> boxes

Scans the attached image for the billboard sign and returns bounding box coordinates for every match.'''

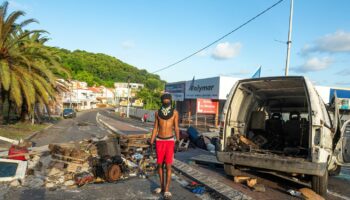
[185,77,220,99]
[196,98,219,114]
[165,82,185,101]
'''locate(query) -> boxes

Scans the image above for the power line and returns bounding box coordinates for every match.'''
[152,0,285,74]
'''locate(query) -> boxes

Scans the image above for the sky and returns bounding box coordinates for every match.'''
[7,0,350,87]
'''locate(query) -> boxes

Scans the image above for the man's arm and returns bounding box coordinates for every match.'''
[150,111,158,145]
[174,111,180,142]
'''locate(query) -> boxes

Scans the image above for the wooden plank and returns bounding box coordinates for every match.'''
[126,143,149,148]
[52,154,86,162]
[234,176,251,183]
[51,158,84,166]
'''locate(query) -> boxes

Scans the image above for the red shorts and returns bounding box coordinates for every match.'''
[156,140,175,164]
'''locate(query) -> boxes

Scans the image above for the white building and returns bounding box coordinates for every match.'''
[63,81,98,110]
[114,82,144,97]
[114,82,144,107]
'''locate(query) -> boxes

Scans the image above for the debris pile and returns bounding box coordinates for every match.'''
[226,135,259,152]
[0,133,157,190]
[187,126,220,153]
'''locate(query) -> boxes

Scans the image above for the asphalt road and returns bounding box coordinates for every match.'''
[1,109,199,200]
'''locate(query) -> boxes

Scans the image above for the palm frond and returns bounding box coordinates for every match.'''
[13,66,36,112]
[0,60,11,90]
[0,1,10,39]
[33,79,49,104]
[2,10,26,42]
[18,18,38,29]
[9,71,22,107]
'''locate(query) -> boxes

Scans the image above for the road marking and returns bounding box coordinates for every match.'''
[128,124,151,132]
[96,112,128,135]
[328,190,350,200]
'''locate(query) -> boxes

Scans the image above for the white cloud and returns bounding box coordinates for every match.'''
[302,30,350,54]
[212,42,242,60]
[292,57,332,73]
[121,40,135,49]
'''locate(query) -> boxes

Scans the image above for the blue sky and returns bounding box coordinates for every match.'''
[8,0,350,86]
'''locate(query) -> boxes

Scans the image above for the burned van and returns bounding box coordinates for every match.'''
[217,76,350,196]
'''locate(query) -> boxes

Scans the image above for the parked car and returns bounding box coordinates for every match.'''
[63,108,76,119]
[217,76,350,197]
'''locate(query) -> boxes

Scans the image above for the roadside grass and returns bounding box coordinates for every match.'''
[0,122,50,140]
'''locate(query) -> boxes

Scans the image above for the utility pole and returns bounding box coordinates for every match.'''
[69,83,72,108]
[284,0,294,76]
[126,76,131,118]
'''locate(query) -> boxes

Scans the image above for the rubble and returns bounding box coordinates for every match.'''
[2,132,157,190]
[9,179,21,187]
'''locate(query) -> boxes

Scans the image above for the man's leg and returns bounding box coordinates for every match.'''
[165,164,172,192]
[158,164,165,191]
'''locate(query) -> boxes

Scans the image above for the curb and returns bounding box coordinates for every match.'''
[25,123,54,141]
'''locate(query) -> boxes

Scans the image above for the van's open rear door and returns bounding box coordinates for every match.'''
[335,119,350,165]
[333,95,350,165]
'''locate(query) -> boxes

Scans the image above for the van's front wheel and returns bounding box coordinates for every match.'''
[311,170,328,197]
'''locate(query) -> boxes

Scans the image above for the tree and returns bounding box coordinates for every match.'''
[136,88,162,110]
[0,1,69,123]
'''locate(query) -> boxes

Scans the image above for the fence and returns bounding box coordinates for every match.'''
[116,107,156,122]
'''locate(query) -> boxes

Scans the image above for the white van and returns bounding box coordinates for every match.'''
[217,76,350,196]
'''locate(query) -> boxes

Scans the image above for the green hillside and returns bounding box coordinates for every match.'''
[48,47,165,90]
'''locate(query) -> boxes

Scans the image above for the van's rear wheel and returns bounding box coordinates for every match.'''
[311,170,328,197]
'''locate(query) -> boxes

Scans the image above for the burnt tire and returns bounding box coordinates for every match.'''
[311,170,328,197]
[329,165,341,176]
[105,164,122,182]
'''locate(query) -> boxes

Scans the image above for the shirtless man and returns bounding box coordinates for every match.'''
[150,93,179,199]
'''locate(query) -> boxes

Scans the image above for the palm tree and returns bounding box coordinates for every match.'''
[0,1,69,123]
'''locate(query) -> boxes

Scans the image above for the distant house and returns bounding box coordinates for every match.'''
[62,81,98,111]
[114,82,144,107]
